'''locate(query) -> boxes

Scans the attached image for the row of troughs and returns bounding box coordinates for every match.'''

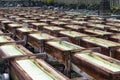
[0,11,70,80]
[0,8,120,80]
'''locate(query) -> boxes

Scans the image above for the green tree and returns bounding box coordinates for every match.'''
[47,0,54,4]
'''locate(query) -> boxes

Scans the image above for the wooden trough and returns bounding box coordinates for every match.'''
[59,30,87,45]
[39,19,52,24]
[24,15,33,19]
[6,23,23,38]
[83,29,113,39]
[0,34,14,45]
[88,20,104,24]
[106,18,120,23]
[14,17,26,23]
[50,21,67,27]
[106,22,120,28]
[72,51,120,80]
[31,22,48,30]
[58,18,72,22]
[109,34,120,42]
[8,15,19,21]
[80,37,120,58]
[21,19,37,25]
[63,25,86,32]
[30,16,40,21]
[62,15,75,19]
[0,18,8,29]
[0,18,8,22]
[0,44,70,80]
[108,27,120,33]
[1,20,14,32]
[73,17,86,21]
[0,18,8,26]
[43,26,65,37]
[28,32,55,53]
[16,27,38,45]
[71,21,87,26]
[11,59,70,80]
[45,40,83,76]
[87,23,110,30]
[48,16,58,20]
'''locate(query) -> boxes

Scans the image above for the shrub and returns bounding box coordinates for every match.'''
[111,6,120,13]
[47,0,54,4]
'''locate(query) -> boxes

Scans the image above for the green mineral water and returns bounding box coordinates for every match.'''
[16,60,56,80]
[76,53,120,72]
[0,36,8,42]
[0,44,24,56]
[48,41,80,50]
[30,33,52,40]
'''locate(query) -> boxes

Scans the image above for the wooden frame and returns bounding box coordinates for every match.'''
[63,25,85,32]
[0,44,70,80]
[1,20,14,32]
[59,30,87,45]
[43,26,65,37]
[28,32,55,53]
[16,27,38,45]
[83,29,113,39]
[45,40,83,76]
[31,22,48,30]
[80,37,120,58]
[72,52,120,80]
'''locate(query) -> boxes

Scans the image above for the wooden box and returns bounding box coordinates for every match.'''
[45,40,83,76]
[48,17,58,20]
[0,44,30,57]
[0,34,14,46]
[87,23,110,30]
[108,27,120,33]
[80,37,120,57]
[63,25,85,32]
[39,19,52,24]
[106,23,120,28]
[14,17,26,23]
[59,30,87,45]
[72,52,120,80]
[16,27,38,40]
[106,18,120,23]
[50,21,67,27]
[58,18,72,22]
[109,34,120,42]
[114,49,120,60]
[0,44,69,80]
[71,21,87,26]
[0,18,8,26]
[21,19,37,25]
[73,17,86,21]
[8,15,19,21]
[28,32,55,52]
[11,59,70,80]
[31,22,48,30]
[88,20,104,24]
[1,20,14,31]
[43,26,65,37]
[83,29,113,39]
[30,16,40,21]
[7,23,23,33]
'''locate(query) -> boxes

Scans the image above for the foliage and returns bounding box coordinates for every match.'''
[47,0,54,4]
[111,6,120,13]
[87,3,100,10]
